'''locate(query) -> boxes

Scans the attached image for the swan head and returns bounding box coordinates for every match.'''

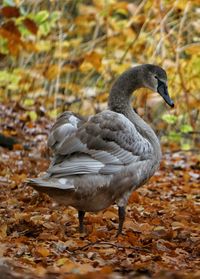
[109,64,174,111]
[143,64,174,107]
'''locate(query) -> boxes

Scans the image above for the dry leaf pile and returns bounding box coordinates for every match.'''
[0,103,199,279]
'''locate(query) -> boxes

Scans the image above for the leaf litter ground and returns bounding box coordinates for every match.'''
[0,103,199,279]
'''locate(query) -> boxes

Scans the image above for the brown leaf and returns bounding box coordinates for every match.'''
[0,6,20,18]
[2,20,21,38]
[0,27,22,44]
[23,18,38,35]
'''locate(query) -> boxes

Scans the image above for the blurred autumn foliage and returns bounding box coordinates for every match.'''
[0,0,199,150]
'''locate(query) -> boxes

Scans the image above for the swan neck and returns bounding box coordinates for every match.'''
[108,67,141,112]
[108,67,162,161]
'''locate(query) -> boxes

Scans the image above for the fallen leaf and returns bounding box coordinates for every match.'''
[35,246,50,257]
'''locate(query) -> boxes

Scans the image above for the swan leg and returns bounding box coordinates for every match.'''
[117,206,125,236]
[78,210,85,233]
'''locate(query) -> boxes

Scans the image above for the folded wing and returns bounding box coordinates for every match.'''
[47,110,153,177]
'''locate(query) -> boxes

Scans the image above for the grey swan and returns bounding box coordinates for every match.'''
[28,64,174,235]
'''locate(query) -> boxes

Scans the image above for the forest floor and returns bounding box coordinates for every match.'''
[0,103,199,279]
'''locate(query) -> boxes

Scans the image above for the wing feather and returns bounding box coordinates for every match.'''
[47,111,86,152]
[48,155,104,175]
[46,110,153,177]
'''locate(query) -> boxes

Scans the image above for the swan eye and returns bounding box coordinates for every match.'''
[154,76,158,79]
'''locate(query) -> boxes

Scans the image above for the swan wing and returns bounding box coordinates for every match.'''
[48,110,153,176]
[47,111,86,153]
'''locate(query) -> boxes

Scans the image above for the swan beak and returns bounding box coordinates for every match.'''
[157,82,174,108]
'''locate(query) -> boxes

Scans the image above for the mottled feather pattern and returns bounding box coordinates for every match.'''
[45,110,153,177]
[80,110,152,156]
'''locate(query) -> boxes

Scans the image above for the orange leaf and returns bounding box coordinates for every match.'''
[24,41,38,53]
[84,51,102,70]
[11,173,27,184]
[96,92,108,103]
[13,143,23,150]
[7,40,20,56]
[100,266,113,274]
[129,191,140,203]
[0,27,22,44]
[35,246,50,257]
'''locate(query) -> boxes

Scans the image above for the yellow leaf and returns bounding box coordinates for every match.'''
[27,111,37,121]
[44,65,59,80]
[174,0,189,10]
[80,61,93,72]
[112,1,128,11]
[47,109,59,119]
[56,257,70,267]
[111,62,131,74]
[36,40,51,52]
[79,4,98,15]
[185,44,200,55]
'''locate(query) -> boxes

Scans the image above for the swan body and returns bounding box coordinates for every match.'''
[29,64,174,234]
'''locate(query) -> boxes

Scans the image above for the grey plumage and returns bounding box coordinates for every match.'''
[28,64,174,234]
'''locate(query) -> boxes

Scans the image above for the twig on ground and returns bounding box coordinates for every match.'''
[70,241,151,253]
